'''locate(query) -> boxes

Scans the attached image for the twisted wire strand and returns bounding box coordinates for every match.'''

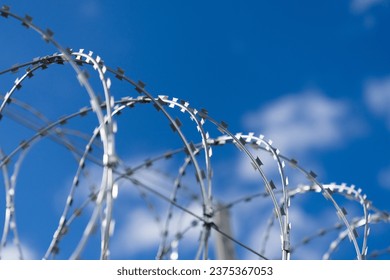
[209,134,364,259]
[0,86,379,259]
[1,5,388,260]
[0,88,379,259]
[1,6,118,260]
[1,51,286,260]
[1,103,387,259]
[0,149,24,259]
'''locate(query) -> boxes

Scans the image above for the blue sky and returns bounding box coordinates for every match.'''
[0,0,390,260]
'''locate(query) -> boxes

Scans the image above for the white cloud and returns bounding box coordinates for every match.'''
[111,203,202,258]
[350,0,385,14]
[364,75,390,129]
[1,244,37,260]
[242,90,364,158]
[246,221,281,260]
[112,208,161,255]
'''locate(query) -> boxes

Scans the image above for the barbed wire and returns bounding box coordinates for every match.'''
[0,5,389,260]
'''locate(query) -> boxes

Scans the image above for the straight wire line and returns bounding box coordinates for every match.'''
[1,5,388,260]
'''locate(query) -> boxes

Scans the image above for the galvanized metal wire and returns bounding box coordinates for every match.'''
[0,5,389,260]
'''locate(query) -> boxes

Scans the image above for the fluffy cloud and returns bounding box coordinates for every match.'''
[111,203,202,258]
[242,90,364,157]
[1,244,37,260]
[112,208,161,255]
[350,0,385,14]
[364,75,390,129]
